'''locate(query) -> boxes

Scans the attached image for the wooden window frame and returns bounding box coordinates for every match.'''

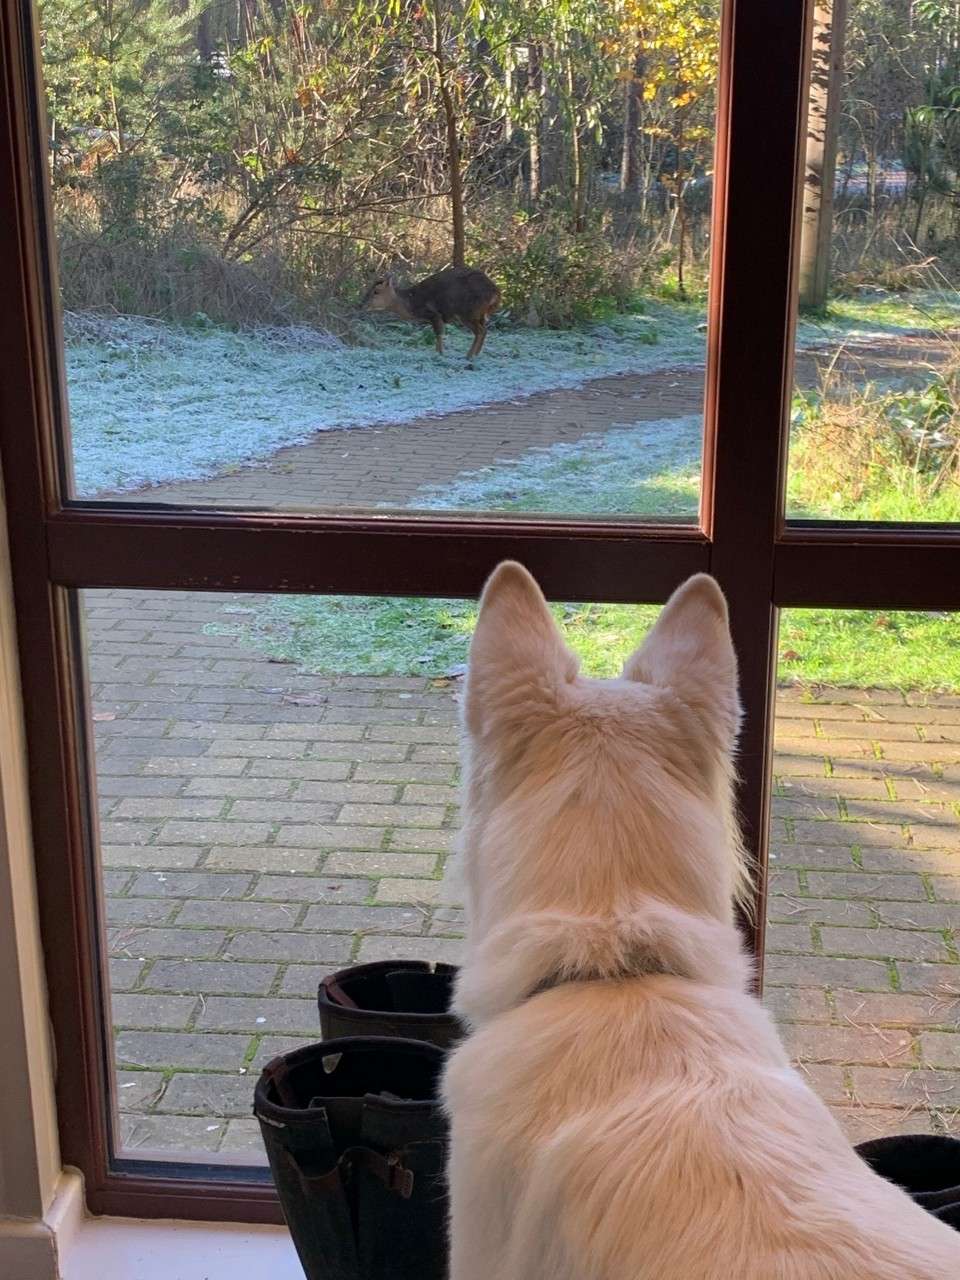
[2,0,959,1224]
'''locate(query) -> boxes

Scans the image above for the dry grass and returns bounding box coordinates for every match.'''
[57,226,297,326]
[832,206,960,300]
[789,341,960,522]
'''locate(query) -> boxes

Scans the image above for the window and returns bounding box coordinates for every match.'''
[40,0,722,523]
[1,0,957,1223]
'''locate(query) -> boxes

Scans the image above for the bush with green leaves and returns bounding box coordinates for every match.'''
[487,217,641,327]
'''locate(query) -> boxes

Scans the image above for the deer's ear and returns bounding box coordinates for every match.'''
[464,561,578,737]
[622,574,740,749]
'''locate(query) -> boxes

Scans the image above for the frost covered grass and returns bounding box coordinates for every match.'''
[65,291,959,496]
[219,589,960,691]
[213,417,691,674]
[218,594,661,679]
[73,285,960,691]
[799,289,960,338]
[65,303,698,496]
[408,415,701,516]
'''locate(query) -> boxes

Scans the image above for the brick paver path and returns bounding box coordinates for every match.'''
[87,336,959,1160]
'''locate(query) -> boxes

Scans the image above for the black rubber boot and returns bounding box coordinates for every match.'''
[318,960,463,1049]
[856,1134,960,1231]
[254,1037,449,1280]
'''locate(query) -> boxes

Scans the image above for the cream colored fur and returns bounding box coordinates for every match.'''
[442,562,960,1280]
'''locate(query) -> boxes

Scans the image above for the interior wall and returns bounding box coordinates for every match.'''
[0,462,61,1221]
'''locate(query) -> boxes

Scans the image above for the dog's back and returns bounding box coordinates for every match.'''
[443,562,960,1280]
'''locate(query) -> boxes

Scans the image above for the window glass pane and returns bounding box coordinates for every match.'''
[787,1,960,525]
[84,587,656,1164]
[37,0,723,520]
[766,607,960,1143]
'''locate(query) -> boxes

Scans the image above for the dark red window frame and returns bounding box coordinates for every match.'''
[1,0,958,1224]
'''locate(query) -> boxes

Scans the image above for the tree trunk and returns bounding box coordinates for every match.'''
[866,146,878,223]
[433,5,466,267]
[913,158,929,243]
[675,112,686,297]
[574,136,589,231]
[798,0,848,308]
[504,48,514,143]
[620,44,644,193]
[570,122,582,230]
[527,42,543,202]
[566,55,587,232]
[197,8,213,61]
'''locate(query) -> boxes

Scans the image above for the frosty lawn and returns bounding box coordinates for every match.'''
[218,591,960,692]
[65,304,691,496]
[65,293,958,497]
[216,595,662,680]
[71,286,960,689]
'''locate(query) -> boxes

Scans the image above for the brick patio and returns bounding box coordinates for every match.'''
[88,588,960,1162]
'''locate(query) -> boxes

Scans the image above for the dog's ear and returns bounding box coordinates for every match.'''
[465,561,578,735]
[622,574,739,746]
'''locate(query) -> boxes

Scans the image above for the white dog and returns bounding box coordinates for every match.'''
[442,562,960,1280]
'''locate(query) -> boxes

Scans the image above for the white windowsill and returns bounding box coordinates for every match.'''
[2,1173,302,1280]
[62,1216,303,1280]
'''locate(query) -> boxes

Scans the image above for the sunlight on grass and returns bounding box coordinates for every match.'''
[778,610,960,692]
[824,292,960,333]
[786,354,960,524]
[218,596,959,692]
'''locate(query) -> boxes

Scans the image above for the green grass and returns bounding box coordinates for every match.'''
[788,481,960,523]
[799,290,960,334]
[218,591,960,694]
[218,597,661,679]
[778,609,960,691]
[217,431,959,693]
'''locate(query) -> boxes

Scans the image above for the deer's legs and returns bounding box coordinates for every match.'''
[430,315,445,354]
[467,319,486,359]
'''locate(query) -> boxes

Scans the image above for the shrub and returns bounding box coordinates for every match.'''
[479,214,644,328]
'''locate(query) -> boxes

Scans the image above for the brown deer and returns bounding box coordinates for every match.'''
[361,266,501,359]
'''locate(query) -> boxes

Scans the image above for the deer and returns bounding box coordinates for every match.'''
[361,266,501,359]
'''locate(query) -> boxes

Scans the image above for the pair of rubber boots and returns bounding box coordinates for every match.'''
[254,961,460,1280]
[255,960,960,1280]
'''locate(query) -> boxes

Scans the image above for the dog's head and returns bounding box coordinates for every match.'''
[457,562,747,943]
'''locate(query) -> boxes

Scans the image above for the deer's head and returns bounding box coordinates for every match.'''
[361,275,399,311]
